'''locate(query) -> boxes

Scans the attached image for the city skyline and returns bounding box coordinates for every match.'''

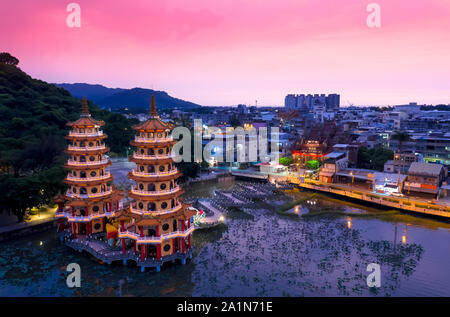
[2,0,450,106]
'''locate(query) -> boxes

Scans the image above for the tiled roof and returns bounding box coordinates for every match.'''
[408,162,444,177]
[133,94,173,131]
[67,97,104,127]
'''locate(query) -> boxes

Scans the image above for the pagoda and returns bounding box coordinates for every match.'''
[115,95,196,272]
[57,98,122,239]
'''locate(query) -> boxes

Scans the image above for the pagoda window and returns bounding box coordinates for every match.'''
[72,187,77,193]
[159,165,165,172]
[166,147,169,154]
[73,156,77,161]
[163,244,171,252]
[90,171,96,177]
[80,156,86,162]
[140,149,145,154]
[98,155,101,160]
[148,184,155,191]
[148,148,155,155]
[91,187,98,193]
[162,223,169,231]
[147,202,156,211]
[80,129,85,133]
[171,199,174,208]
[173,219,177,231]
[80,187,87,194]
[160,183,166,190]
[96,141,100,146]
[100,170,104,176]
[158,148,164,155]
[89,156,95,161]
[139,183,144,190]
[170,182,173,189]
[80,171,87,178]
[148,228,156,236]
[168,165,171,171]
[161,202,168,209]
[140,165,145,172]
[157,133,162,138]
[101,185,105,192]
[92,206,99,212]
[138,202,144,209]
[73,171,77,176]
[80,141,86,147]
[89,142,94,147]
[148,165,155,173]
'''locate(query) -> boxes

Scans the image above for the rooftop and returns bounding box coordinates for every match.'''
[408,162,444,177]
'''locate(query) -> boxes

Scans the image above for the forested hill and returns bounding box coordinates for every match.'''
[0,61,138,222]
[57,83,201,113]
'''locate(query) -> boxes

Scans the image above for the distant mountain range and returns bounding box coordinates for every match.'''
[55,83,201,113]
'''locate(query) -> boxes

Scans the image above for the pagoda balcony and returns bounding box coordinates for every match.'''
[66,158,110,166]
[118,226,195,245]
[67,145,108,152]
[130,169,179,178]
[134,136,173,143]
[56,210,116,222]
[68,131,104,137]
[132,152,175,160]
[130,185,181,196]
[65,187,113,199]
[65,172,112,183]
[130,203,183,216]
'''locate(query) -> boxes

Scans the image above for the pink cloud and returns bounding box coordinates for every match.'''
[1,0,449,106]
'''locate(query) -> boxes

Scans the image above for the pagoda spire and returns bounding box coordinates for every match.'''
[150,94,158,117]
[81,97,90,116]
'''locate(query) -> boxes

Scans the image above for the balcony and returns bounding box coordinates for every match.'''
[130,203,182,216]
[66,187,113,199]
[66,172,112,182]
[118,226,195,244]
[67,145,107,151]
[131,169,179,177]
[68,131,103,137]
[66,159,109,166]
[134,136,173,143]
[132,152,175,160]
[130,186,181,196]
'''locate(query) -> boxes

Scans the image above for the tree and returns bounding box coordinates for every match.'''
[306,160,320,170]
[279,157,293,166]
[357,146,394,171]
[0,52,19,66]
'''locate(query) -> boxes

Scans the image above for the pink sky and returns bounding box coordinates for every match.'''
[1,0,450,106]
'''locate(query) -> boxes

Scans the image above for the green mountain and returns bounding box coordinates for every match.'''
[56,83,202,113]
[0,62,138,222]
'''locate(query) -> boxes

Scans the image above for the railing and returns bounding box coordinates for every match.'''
[131,169,179,177]
[66,187,112,199]
[130,186,181,196]
[130,203,182,215]
[67,145,107,151]
[66,159,109,166]
[56,211,116,222]
[68,131,103,137]
[66,172,111,182]
[118,226,195,244]
[134,136,173,143]
[133,152,175,160]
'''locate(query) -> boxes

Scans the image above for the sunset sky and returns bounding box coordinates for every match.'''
[2,0,450,106]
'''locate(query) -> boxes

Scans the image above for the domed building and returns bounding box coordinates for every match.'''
[115,95,196,271]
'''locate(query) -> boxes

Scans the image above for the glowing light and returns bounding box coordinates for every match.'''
[347,218,352,229]
[39,241,43,246]
[219,216,225,222]
[402,235,407,244]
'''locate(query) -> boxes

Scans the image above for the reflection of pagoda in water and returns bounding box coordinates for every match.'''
[56,96,196,272]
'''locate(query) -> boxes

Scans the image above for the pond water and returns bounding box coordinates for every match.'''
[0,162,449,297]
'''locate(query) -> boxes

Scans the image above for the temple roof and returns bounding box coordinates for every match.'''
[67,97,105,127]
[133,95,173,131]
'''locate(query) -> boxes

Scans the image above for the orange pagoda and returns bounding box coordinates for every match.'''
[56,98,123,241]
[115,95,196,272]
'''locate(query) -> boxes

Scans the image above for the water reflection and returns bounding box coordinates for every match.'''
[0,178,449,296]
